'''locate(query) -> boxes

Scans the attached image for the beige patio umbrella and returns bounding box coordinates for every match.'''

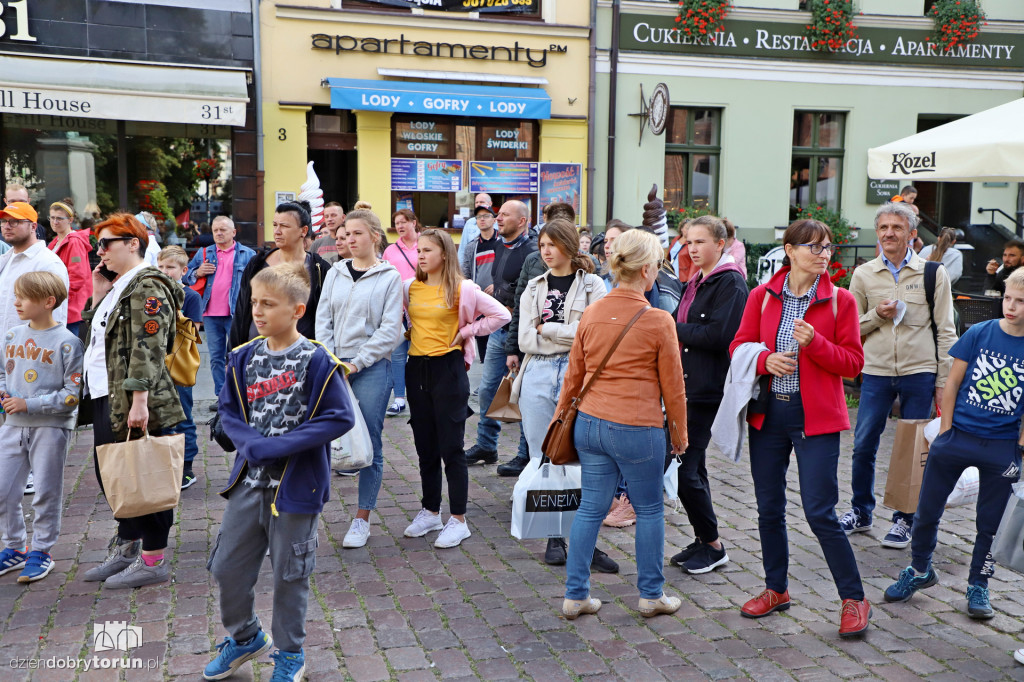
[867,98,1024,182]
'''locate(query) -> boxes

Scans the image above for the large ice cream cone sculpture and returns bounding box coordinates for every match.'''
[642,184,669,248]
[298,161,325,233]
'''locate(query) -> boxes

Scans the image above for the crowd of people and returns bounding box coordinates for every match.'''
[1,179,1024,680]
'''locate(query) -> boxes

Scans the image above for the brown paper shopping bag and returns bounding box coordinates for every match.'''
[883,419,932,515]
[96,432,185,518]
[485,373,522,423]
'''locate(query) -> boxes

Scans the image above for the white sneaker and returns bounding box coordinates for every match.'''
[1015,648,1024,665]
[23,473,34,495]
[404,509,444,538]
[343,518,371,548]
[434,517,471,548]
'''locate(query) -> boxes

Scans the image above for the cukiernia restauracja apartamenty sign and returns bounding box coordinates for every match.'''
[620,15,1024,70]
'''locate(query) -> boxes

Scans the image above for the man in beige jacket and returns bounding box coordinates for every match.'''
[841,201,957,550]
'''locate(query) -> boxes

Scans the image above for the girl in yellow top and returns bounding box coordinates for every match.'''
[401,229,510,549]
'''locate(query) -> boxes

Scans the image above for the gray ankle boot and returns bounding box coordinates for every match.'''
[83,535,141,582]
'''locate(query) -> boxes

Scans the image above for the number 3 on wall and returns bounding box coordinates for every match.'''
[278,128,287,141]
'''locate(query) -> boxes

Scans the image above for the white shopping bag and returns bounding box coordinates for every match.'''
[331,377,373,471]
[920,418,981,508]
[510,458,581,539]
[946,467,980,507]
[664,456,681,510]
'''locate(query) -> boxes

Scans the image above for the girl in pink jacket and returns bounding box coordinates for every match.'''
[401,229,510,549]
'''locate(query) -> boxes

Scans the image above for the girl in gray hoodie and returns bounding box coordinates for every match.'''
[315,210,404,549]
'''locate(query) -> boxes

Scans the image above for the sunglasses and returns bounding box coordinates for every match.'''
[96,236,134,251]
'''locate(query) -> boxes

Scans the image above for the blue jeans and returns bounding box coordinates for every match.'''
[475,328,528,457]
[204,315,233,399]
[851,372,936,523]
[912,427,1020,587]
[565,411,666,600]
[748,394,864,601]
[391,339,409,400]
[171,385,197,465]
[519,354,569,461]
[345,358,393,511]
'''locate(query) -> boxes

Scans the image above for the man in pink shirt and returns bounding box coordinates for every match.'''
[184,216,256,407]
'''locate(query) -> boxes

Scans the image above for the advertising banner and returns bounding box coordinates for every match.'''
[469,161,539,194]
[391,159,463,192]
[355,0,537,12]
[328,79,551,120]
[539,163,582,218]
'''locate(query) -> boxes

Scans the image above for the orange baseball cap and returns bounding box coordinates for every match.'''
[0,201,37,223]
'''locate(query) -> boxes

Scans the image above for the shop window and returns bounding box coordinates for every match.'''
[663,107,721,212]
[790,111,845,219]
[1,114,231,240]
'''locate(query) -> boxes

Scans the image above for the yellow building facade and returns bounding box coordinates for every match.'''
[259,1,591,241]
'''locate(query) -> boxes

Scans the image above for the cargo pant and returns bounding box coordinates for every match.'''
[208,483,319,653]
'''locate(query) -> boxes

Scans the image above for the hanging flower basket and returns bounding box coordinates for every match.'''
[674,0,732,38]
[804,0,858,52]
[927,0,986,53]
[193,157,219,182]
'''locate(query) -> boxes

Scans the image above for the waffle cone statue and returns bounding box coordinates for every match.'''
[298,161,325,233]
[642,184,669,249]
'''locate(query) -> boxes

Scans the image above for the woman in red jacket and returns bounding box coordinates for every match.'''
[728,219,868,638]
[47,198,93,337]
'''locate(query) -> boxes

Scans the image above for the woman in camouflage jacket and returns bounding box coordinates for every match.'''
[79,213,185,590]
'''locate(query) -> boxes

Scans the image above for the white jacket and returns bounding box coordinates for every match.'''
[509,269,605,402]
[710,342,768,463]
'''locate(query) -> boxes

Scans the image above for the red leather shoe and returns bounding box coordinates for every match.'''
[740,588,790,618]
[838,598,871,638]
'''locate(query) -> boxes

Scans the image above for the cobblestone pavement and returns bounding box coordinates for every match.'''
[3,395,1024,681]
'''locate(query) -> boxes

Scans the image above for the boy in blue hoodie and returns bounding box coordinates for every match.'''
[204,262,354,682]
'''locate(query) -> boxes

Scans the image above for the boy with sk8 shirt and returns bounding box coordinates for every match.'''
[0,272,84,583]
[884,267,1024,620]
[157,246,203,489]
[204,263,355,682]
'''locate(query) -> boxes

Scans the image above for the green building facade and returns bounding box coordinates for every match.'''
[593,0,1024,247]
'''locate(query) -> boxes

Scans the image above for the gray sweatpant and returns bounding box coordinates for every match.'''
[208,483,319,653]
[0,425,71,554]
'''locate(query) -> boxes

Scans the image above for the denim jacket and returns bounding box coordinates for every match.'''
[183,242,257,317]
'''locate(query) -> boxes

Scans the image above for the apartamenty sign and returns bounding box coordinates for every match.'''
[621,15,1024,70]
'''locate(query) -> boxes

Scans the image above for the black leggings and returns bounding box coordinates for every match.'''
[92,396,174,551]
[406,351,471,516]
[676,402,720,544]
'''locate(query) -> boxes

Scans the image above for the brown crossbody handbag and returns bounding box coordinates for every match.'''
[541,306,651,465]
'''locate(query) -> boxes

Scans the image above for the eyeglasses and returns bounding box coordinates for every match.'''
[0,219,30,227]
[96,236,133,251]
[797,243,833,255]
[49,215,69,223]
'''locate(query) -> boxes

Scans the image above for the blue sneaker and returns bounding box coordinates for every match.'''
[17,551,53,583]
[884,566,938,603]
[881,517,913,549]
[203,630,273,681]
[269,649,305,681]
[967,584,995,620]
[0,548,27,576]
[839,508,872,534]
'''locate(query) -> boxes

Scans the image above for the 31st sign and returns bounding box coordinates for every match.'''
[0,0,37,42]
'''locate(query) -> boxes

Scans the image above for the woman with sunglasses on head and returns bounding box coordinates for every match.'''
[229,202,331,350]
[729,219,868,637]
[79,213,186,588]
[47,198,92,337]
